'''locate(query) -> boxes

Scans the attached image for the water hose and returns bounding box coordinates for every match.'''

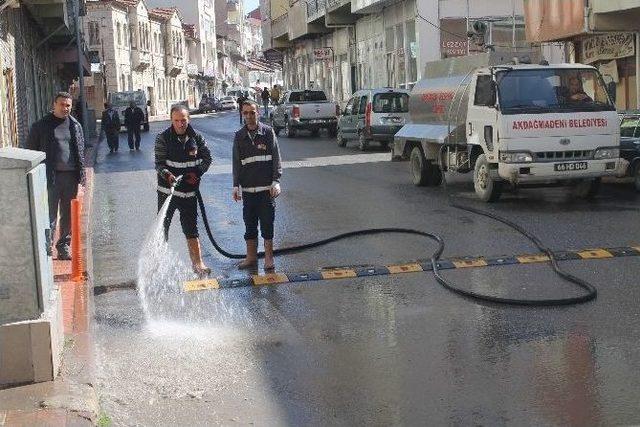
[196,189,597,307]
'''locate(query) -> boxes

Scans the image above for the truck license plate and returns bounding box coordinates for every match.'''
[554,161,588,171]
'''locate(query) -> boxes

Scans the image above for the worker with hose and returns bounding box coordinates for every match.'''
[155,104,212,276]
[232,100,282,270]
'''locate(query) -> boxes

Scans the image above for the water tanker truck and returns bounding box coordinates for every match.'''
[392,51,622,202]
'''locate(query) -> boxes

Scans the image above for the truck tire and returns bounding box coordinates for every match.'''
[410,146,433,186]
[474,154,502,202]
[143,122,150,132]
[311,129,320,137]
[328,125,337,138]
[284,119,296,138]
[336,128,346,147]
[358,133,369,151]
[573,178,601,199]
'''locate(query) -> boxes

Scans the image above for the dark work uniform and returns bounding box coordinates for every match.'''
[26,113,86,253]
[124,106,144,150]
[232,122,282,240]
[100,107,121,152]
[154,124,212,240]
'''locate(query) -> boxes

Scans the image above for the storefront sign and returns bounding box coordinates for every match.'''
[313,47,333,61]
[440,19,471,58]
[582,33,635,64]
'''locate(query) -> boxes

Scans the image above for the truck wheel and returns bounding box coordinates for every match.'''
[410,146,430,186]
[328,125,337,138]
[474,154,502,202]
[143,123,150,132]
[573,178,601,199]
[336,128,346,147]
[311,129,320,137]
[358,133,369,151]
[380,141,389,150]
[285,120,296,138]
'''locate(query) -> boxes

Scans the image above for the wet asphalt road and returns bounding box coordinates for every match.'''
[91,110,640,425]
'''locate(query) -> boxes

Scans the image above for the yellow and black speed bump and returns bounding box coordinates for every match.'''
[356,266,391,277]
[183,244,640,292]
[485,256,520,266]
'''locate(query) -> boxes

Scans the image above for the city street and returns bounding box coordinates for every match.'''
[91,110,640,425]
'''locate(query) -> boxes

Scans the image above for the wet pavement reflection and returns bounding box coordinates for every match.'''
[91,112,640,425]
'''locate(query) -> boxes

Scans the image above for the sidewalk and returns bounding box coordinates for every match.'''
[0,141,101,425]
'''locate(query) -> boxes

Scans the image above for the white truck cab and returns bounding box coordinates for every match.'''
[394,52,621,202]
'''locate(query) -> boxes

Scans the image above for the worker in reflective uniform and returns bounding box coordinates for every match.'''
[232,100,282,270]
[155,104,212,275]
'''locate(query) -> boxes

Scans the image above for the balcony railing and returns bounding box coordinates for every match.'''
[307,0,326,21]
[326,0,350,12]
[165,54,184,76]
[131,49,151,70]
[272,13,288,39]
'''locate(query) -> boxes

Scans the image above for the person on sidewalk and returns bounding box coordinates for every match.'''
[124,101,144,151]
[270,85,280,105]
[237,93,247,125]
[100,102,121,153]
[232,100,282,271]
[26,91,86,261]
[155,104,212,276]
[261,87,270,116]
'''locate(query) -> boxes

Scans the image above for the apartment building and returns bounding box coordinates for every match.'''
[0,0,91,147]
[261,0,537,104]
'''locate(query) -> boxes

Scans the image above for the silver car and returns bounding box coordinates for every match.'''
[337,88,411,150]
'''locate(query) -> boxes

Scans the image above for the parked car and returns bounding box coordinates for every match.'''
[219,96,238,110]
[337,88,410,150]
[619,111,640,191]
[199,96,217,113]
[270,89,339,138]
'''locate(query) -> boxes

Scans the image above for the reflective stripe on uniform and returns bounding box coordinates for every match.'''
[240,155,272,166]
[157,186,196,198]
[165,159,203,168]
[242,186,271,193]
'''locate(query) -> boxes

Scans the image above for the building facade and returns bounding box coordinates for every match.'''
[525,0,640,111]
[1,0,91,148]
[261,0,538,104]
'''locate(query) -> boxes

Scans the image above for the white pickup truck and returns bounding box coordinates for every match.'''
[270,89,340,138]
[393,52,621,202]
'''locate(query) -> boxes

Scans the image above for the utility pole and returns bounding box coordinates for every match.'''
[74,0,89,134]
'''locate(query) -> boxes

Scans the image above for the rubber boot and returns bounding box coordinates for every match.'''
[263,239,275,271]
[238,239,258,269]
[187,238,211,276]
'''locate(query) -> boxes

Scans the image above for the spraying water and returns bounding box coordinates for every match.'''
[136,188,256,328]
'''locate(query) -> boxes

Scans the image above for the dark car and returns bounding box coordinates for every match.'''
[619,111,640,191]
[199,96,217,113]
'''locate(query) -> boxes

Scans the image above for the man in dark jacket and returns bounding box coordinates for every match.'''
[236,93,247,124]
[155,104,212,275]
[26,91,86,260]
[260,87,270,116]
[124,101,145,151]
[232,100,282,271]
[100,102,121,153]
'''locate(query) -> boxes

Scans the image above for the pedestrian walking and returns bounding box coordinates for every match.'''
[26,91,86,261]
[124,101,144,151]
[155,104,213,276]
[100,102,121,153]
[270,85,281,105]
[261,87,270,116]
[232,100,282,271]
[237,93,247,125]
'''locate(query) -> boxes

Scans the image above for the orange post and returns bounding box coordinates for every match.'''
[71,198,83,282]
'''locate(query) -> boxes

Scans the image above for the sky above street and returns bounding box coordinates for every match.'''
[245,0,259,12]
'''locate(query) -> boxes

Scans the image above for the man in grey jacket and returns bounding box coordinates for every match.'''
[26,92,86,260]
[232,100,282,270]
